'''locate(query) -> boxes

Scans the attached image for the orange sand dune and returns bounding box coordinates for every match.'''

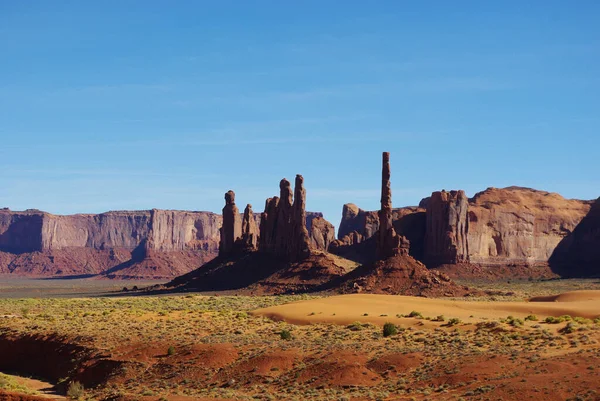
[252,291,600,327]
[529,290,600,303]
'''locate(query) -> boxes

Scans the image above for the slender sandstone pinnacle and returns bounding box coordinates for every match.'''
[376,152,408,259]
[219,190,241,255]
[241,203,259,250]
[292,174,311,260]
[275,179,294,255]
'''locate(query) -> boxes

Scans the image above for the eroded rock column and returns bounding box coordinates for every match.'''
[219,190,241,255]
[376,152,408,259]
[241,204,259,251]
[424,190,469,267]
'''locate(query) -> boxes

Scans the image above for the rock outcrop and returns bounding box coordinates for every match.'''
[335,185,593,275]
[219,191,242,255]
[424,190,469,267]
[467,187,591,268]
[240,204,259,251]
[308,216,335,251]
[376,152,409,259]
[549,197,600,277]
[260,175,312,261]
[338,204,380,241]
[0,208,222,278]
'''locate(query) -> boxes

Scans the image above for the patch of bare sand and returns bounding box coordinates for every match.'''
[252,291,600,326]
[529,290,600,303]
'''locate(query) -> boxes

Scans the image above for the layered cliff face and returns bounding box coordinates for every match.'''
[334,205,425,260]
[0,208,222,278]
[467,187,591,267]
[424,190,469,267]
[550,197,600,277]
[335,186,594,275]
[0,201,332,278]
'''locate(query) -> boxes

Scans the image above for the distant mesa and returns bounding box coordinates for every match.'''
[1,150,598,284]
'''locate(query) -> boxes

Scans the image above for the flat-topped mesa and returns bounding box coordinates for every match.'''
[219,190,241,256]
[376,152,409,259]
[424,190,469,267]
[240,204,259,251]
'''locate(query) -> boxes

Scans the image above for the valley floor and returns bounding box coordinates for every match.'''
[0,278,599,401]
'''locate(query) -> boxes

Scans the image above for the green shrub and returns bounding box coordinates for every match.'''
[280,329,292,340]
[67,381,84,400]
[347,321,363,331]
[559,322,578,334]
[524,314,538,321]
[446,318,461,326]
[433,315,445,322]
[506,316,524,327]
[408,311,423,319]
[167,346,176,356]
[383,322,398,337]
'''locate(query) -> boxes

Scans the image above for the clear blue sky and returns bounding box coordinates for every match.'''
[1,1,598,228]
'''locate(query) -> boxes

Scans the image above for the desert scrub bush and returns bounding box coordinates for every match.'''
[545,316,568,324]
[446,318,461,327]
[280,329,292,340]
[408,311,423,319]
[167,346,176,355]
[559,322,579,334]
[506,316,524,327]
[524,314,538,321]
[573,317,592,325]
[0,373,34,395]
[383,322,398,337]
[347,321,363,331]
[433,315,445,322]
[67,381,84,400]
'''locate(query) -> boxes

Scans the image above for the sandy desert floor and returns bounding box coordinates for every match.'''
[0,279,599,401]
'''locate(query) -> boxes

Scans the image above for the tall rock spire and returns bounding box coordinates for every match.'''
[219,190,241,255]
[241,203,259,251]
[292,174,311,261]
[376,152,409,259]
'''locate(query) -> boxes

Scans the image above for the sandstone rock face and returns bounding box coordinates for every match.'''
[467,187,591,267]
[550,197,600,277]
[338,204,379,240]
[0,211,44,253]
[335,186,592,274]
[291,175,311,261]
[308,216,335,251]
[376,152,409,259]
[219,190,242,256]
[259,175,313,261]
[259,197,279,253]
[424,190,469,267]
[241,204,259,251]
[337,205,424,248]
[0,208,222,277]
[0,209,221,254]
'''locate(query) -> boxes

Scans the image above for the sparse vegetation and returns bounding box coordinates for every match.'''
[67,381,84,400]
[0,279,598,401]
[382,322,398,337]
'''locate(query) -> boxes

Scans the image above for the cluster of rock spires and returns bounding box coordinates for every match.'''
[219,174,313,262]
[1,150,599,282]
